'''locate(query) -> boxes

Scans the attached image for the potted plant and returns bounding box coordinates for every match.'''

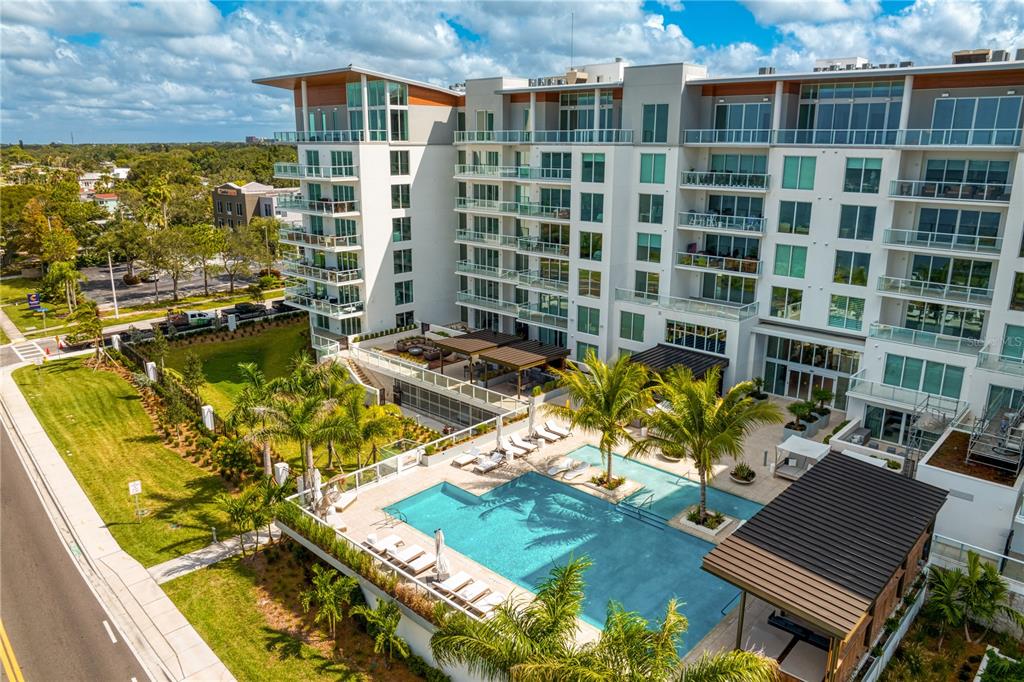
[811,387,833,426]
[730,462,756,485]
[748,377,768,401]
[801,400,823,435]
[783,401,811,438]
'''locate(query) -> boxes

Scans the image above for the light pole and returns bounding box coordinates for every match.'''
[107,251,120,319]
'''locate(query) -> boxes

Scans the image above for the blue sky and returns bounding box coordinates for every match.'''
[2,0,1022,143]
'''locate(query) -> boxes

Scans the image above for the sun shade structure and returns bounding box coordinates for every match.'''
[478,340,570,396]
[433,329,520,376]
[626,343,728,380]
[703,453,947,682]
[773,435,829,480]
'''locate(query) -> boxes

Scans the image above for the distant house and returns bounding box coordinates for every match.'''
[92,193,119,214]
[78,172,103,193]
[211,181,296,228]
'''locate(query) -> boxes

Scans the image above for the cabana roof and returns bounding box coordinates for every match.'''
[479,339,570,371]
[703,453,947,637]
[627,343,728,379]
[433,329,520,356]
[777,435,829,461]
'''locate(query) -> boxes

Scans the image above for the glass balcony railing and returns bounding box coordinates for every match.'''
[846,369,964,416]
[614,288,758,321]
[454,129,633,144]
[900,128,1022,147]
[453,230,519,247]
[877,275,994,305]
[454,165,571,181]
[274,163,358,180]
[679,171,770,191]
[774,129,900,146]
[882,229,1003,255]
[278,197,359,215]
[868,323,985,355]
[274,130,365,143]
[683,128,1022,148]
[284,287,364,317]
[977,351,1024,377]
[517,304,568,329]
[455,197,571,220]
[281,261,363,285]
[516,271,570,293]
[278,227,360,250]
[678,211,765,233]
[889,179,1011,202]
[311,329,342,356]
[516,237,571,258]
[675,252,761,276]
[683,129,771,145]
[454,260,518,280]
[454,291,519,315]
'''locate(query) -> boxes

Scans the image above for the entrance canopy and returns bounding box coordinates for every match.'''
[627,343,728,380]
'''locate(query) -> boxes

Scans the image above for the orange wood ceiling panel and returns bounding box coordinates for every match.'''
[913,69,1024,89]
[701,81,777,97]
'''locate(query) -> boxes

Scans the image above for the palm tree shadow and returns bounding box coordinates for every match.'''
[262,626,306,660]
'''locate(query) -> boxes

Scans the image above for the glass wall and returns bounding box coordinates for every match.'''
[762,335,860,409]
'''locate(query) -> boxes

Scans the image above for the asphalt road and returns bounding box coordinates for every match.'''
[0,422,149,682]
[80,261,249,309]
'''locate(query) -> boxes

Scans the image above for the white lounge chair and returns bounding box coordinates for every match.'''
[500,437,527,457]
[545,420,571,438]
[563,461,589,481]
[452,451,479,467]
[364,533,402,555]
[468,591,506,618]
[325,512,347,532]
[510,434,537,453]
[404,552,437,575]
[533,425,561,442]
[334,491,357,512]
[547,457,573,476]
[435,571,474,597]
[473,452,505,474]
[456,581,491,605]
[389,544,425,565]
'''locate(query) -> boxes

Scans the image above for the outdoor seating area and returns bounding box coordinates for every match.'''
[773,435,828,480]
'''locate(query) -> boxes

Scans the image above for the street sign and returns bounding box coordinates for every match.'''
[27,292,40,309]
[128,480,142,495]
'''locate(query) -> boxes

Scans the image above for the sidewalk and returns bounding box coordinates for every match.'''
[0,307,25,344]
[0,362,234,682]
[148,526,281,585]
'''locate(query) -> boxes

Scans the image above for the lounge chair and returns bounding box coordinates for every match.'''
[500,437,527,457]
[389,544,425,565]
[334,491,357,512]
[468,591,506,618]
[473,452,505,474]
[435,571,474,597]
[455,580,491,605]
[510,434,537,453]
[547,457,573,476]
[452,451,479,467]
[364,533,402,555]
[404,552,437,575]
[533,425,561,442]
[325,512,347,532]
[563,461,589,481]
[545,421,571,438]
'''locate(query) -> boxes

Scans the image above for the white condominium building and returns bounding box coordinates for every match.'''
[256,52,1024,462]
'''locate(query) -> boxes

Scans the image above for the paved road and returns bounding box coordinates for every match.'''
[0,422,149,682]
[80,262,250,309]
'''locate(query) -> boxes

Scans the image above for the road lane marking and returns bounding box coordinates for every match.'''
[103,619,118,644]
[0,620,26,682]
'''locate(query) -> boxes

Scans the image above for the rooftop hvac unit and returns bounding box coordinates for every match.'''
[899,60,914,67]
[952,48,991,64]
[1016,48,1024,61]
[992,49,1009,61]
[757,66,776,75]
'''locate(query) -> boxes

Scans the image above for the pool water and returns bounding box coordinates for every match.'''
[386,471,743,652]
[569,444,764,521]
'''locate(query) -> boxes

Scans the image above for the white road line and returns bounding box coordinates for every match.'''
[12,342,45,362]
[102,619,118,644]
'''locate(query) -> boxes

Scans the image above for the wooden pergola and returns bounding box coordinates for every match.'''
[477,340,570,397]
[433,329,520,377]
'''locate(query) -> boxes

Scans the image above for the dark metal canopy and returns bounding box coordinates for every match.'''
[627,343,728,379]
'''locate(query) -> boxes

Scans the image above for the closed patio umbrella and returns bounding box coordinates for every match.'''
[312,468,323,504]
[495,416,503,453]
[527,396,536,438]
[434,529,450,582]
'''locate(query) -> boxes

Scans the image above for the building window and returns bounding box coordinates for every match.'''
[216,200,223,212]
[770,287,802,320]
[579,232,603,261]
[620,311,645,342]
[580,192,604,222]
[578,269,601,297]
[581,153,605,182]
[638,194,664,224]
[576,341,598,361]
[833,251,870,286]
[393,249,412,274]
[639,153,666,183]
[773,244,807,278]
[666,320,726,354]
[396,311,414,327]
[636,233,662,263]
[838,205,876,240]
[390,150,409,175]
[392,217,411,242]
[778,201,811,235]
[828,295,865,331]
[394,280,414,305]
[844,158,882,193]
[577,306,600,335]
[237,203,243,216]
[634,271,660,298]
[641,104,669,143]
[782,156,816,190]
[883,354,964,400]
[1013,273,1024,311]
[391,184,410,208]
[1002,325,1024,360]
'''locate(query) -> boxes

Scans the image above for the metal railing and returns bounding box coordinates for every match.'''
[454,260,518,280]
[454,164,571,181]
[678,211,766,233]
[311,332,341,356]
[868,323,985,355]
[900,128,1022,147]
[614,288,759,321]
[273,162,358,179]
[278,196,359,215]
[274,130,365,143]
[454,129,633,144]
[882,229,1003,255]
[679,170,770,190]
[977,350,1024,377]
[516,237,571,257]
[931,535,1024,593]
[682,128,1023,148]
[517,305,568,329]
[675,252,762,275]
[284,287,364,317]
[282,261,364,285]
[516,271,570,293]
[454,291,519,315]
[846,369,963,416]
[889,179,1011,202]
[455,197,571,221]
[774,128,900,146]
[453,230,518,247]
[877,275,994,305]
[279,227,360,250]
[683,129,771,145]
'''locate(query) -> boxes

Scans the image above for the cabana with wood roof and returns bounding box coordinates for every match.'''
[702,453,947,682]
[477,340,570,397]
[627,343,729,391]
[432,329,520,377]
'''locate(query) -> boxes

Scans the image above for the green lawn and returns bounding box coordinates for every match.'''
[0,276,70,334]
[164,320,310,416]
[13,359,230,567]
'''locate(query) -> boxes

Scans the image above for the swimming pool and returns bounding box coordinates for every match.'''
[385,471,742,652]
[569,444,764,521]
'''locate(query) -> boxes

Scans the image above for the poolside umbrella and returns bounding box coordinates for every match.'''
[495,417,503,454]
[434,529,450,582]
[311,468,323,504]
[527,396,536,438]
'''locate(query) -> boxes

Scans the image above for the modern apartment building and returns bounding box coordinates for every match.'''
[211,181,297,228]
[256,52,1024,465]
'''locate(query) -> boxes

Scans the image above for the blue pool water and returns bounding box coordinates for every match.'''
[569,444,764,521]
[386,471,745,652]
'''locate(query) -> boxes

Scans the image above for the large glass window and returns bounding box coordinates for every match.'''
[904,301,984,340]
[770,287,802,320]
[619,311,645,342]
[393,249,412,274]
[782,156,816,190]
[391,184,410,208]
[1013,273,1024,311]
[883,354,964,399]
[924,158,1010,185]
[714,102,771,131]
[640,154,666,183]
[578,269,601,297]
[828,295,865,331]
[773,244,807,278]
[930,96,1023,144]
[641,104,669,143]
[580,153,603,182]
[634,271,660,299]
[390,150,409,175]
[833,251,870,286]
[910,255,992,289]
[710,153,768,174]
[394,280,414,305]
[778,201,812,235]
[666,320,726,354]
[917,208,1000,247]
[638,194,664,224]
[391,217,411,242]
[707,194,763,218]
[577,306,600,335]
[580,193,604,222]
[636,233,662,263]
[576,342,599,361]
[1002,324,1024,360]
[844,158,882,193]
[838,205,876,240]
[579,232,603,261]
[702,273,755,304]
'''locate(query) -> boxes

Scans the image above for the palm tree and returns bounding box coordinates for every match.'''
[143,175,172,229]
[252,476,287,548]
[677,651,779,682]
[308,361,364,468]
[629,366,783,523]
[66,298,104,360]
[300,564,358,642]
[350,598,410,664]
[228,362,279,477]
[217,492,253,557]
[263,394,348,489]
[952,551,1024,643]
[925,566,965,650]
[545,350,652,486]
[337,389,403,469]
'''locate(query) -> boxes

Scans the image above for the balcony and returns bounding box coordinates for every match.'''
[278,227,360,251]
[281,261,364,286]
[284,287,364,318]
[311,328,343,356]
[675,252,761,277]
[683,129,770,145]
[889,179,1011,203]
[273,130,365,144]
[877,275,993,306]
[677,211,765,234]
[516,271,570,293]
[977,350,1024,377]
[454,164,571,183]
[453,129,633,145]
[453,230,519,248]
[679,170,769,192]
[455,197,571,221]
[868,323,984,356]
[278,196,359,217]
[515,237,571,258]
[274,163,358,181]
[454,260,518,281]
[516,304,568,329]
[882,229,1003,256]
[900,128,1022,147]
[846,369,963,416]
[454,291,519,316]
[774,129,900,146]
[614,288,758,321]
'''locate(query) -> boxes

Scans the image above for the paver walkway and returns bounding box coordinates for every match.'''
[148,526,281,585]
[0,307,25,344]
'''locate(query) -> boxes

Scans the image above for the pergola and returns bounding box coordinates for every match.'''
[433,329,520,377]
[627,343,730,393]
[477,340,570,396]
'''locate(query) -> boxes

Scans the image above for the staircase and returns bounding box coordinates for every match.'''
[346,359,385,403]
[966,402,1024,476]
[616,492,669,530]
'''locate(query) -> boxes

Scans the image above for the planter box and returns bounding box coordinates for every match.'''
[580,477,643,504]
[783,424,809,439]
[803,417,821,437]
[729,472,756,485]
[670,506,736,544]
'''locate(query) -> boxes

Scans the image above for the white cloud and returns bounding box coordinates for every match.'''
[741,0,880,25]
